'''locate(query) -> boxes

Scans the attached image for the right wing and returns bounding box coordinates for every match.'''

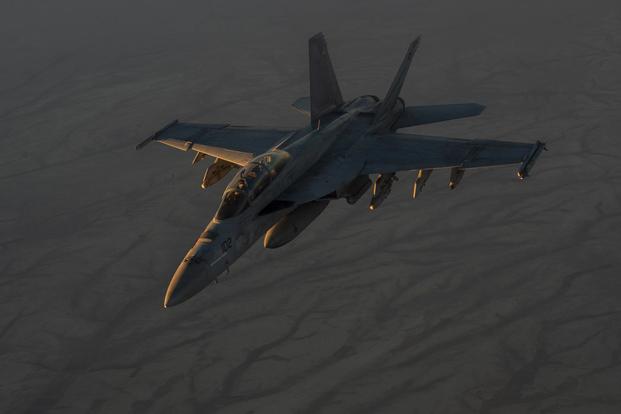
[361,133,545,177]
[136,120,295,165]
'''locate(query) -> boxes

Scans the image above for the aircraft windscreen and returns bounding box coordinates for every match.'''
[214,151,290,220]
[215,189,248,220]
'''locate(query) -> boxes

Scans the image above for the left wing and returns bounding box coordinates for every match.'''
[360,133,546,177]
[136,120,295,165]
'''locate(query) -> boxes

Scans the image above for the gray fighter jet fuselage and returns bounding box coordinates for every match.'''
[137,34,546,308]
[165,107,369,306]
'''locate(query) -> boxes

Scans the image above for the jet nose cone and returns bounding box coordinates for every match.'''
[163,257,208,308]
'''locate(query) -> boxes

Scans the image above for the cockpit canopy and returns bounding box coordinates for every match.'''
[215,150,290,220]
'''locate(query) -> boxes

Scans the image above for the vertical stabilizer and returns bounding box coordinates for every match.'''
[309,33,344,127]
[373,36,421,128]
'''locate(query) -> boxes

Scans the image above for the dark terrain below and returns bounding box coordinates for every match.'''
[2,1,621,412]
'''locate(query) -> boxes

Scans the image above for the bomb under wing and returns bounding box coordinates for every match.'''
[369,173,397,210]
[412,169,432,198]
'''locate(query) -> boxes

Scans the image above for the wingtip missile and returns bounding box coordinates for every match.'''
[517,140,547,180]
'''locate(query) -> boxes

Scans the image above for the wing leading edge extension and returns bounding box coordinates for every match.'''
[361,133,546,176]
[136,120,295,165]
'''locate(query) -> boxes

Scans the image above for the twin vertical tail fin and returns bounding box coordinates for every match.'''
[307,33,422,130]
[309,33,344,128]
[373,36,421,129]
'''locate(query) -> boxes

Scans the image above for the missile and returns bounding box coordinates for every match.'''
[201,158,236,189]
[412,169,432,198]
[369,173,398,210]
[449,167,465,190]
[518,140,547,180]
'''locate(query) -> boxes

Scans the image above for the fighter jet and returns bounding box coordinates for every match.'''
[136,33,546,308]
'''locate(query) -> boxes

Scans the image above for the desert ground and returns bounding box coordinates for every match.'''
[2,0,621,412]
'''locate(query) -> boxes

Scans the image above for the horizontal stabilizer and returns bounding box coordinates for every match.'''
[393,103,485,129]
[292,96,311,116]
